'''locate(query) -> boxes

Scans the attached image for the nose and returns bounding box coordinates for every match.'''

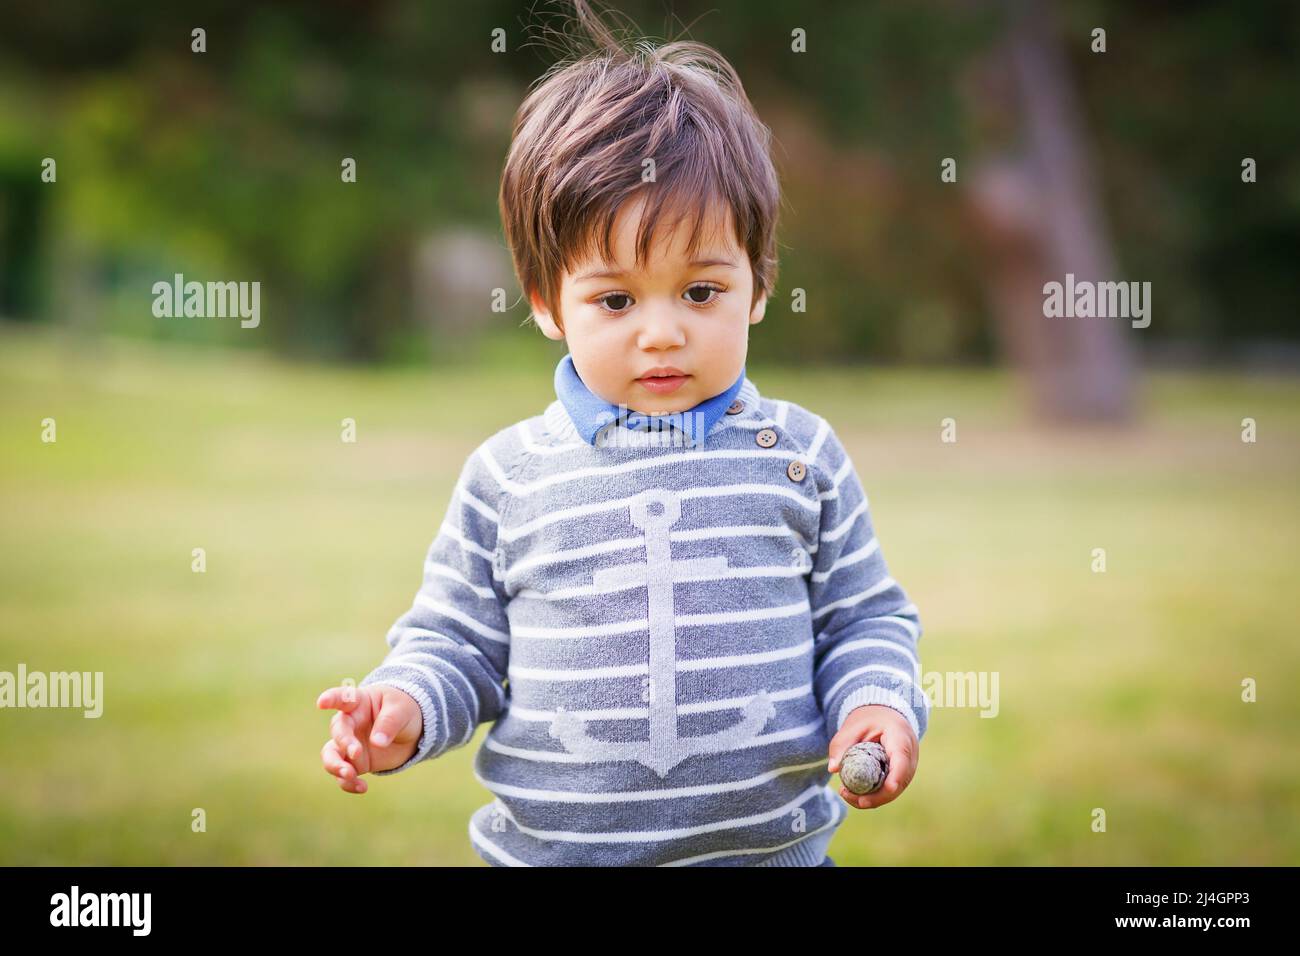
[636,305,687,351]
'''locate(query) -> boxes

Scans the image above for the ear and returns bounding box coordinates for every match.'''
[749,290,767,325]
[528,288,565,341]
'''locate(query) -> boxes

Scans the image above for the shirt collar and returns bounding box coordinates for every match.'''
[553,352,747,448]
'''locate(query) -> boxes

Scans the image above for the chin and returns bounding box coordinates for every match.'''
[639,392,694,412]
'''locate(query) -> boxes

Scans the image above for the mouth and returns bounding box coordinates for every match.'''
[636,368,690,395]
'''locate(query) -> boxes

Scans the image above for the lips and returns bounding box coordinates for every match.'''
[636,367,690,394]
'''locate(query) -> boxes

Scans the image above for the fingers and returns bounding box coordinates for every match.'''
[827,742,842,774]
[839,784,869,809]
[842,771,901,809]
[838,768,901,810]
[317,685,363,714]
[826,705,895,772]
[826,726,869,774]
[880,726,916,787]
[320,740,368,794]
[319,685,376,792]
[321,738,356,780]
[331,710,371,775]
[369,692,414,749]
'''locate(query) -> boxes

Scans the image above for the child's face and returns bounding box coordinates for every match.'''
[530,192,766,415]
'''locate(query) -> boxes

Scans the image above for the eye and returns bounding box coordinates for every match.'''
[593,283,724,315]
[685,283,724,307]
[595,292,633,314]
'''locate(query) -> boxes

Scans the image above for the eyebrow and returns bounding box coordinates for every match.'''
[573,258,739,283]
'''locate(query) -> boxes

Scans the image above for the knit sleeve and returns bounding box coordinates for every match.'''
[805,419,929,743]
[360,442,512,774]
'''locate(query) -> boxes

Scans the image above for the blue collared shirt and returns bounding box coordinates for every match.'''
[553,352,746,448]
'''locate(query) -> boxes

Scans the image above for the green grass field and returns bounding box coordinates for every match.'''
[1,323,1297,865]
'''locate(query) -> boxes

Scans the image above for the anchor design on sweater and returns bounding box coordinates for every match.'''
[549,488,776,777]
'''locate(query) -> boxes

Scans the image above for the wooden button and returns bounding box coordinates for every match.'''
[787,459,806,482]
[726,399,745,415]
[755,427,778,448]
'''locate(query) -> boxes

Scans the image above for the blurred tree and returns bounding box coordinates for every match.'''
[0,0,1293,369]
[966,0,1135,421]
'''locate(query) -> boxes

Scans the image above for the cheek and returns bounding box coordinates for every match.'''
[710,302,753,341]
[571,334,624,381]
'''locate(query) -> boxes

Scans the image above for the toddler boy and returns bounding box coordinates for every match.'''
[318,8,928,866]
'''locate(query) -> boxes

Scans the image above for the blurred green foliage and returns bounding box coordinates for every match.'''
[0,0,1296,364]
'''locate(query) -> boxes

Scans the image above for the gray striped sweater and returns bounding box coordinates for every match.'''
[359,374,928,866]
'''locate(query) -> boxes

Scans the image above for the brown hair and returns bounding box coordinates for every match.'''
[499,0,781,331]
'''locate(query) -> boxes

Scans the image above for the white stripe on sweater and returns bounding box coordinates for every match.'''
[414,594,510,643]
[874,613,920,640]
[815,637,920,680]
[483,716,822,763]
[423,561,497,599]
[499,483,819,542]
[821,496,869,543]
[823,663,923,704]
[805,417,832,462]
[468,821,529,866]
[438,521,495,561]
[504,524,812,583]
[809,575,896,620]
[508,638,812,682]
[481,782,830,844]
[515,563,810,600]
[504,683,813,722]
[388,631,507,709]
[479,445,817,497]
[666,794,845,866]
[509,597,810,639]
[457,485,499,523]
[809,537,879,583]
[816,458,855,502]
[472,756,829,804]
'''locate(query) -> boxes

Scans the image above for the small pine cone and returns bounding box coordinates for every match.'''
[840,741,889,794]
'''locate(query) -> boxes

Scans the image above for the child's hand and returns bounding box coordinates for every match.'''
[317,684,423,793]
[827,704,919,810]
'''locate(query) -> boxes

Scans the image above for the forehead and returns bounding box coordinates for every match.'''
[570,191,740,274]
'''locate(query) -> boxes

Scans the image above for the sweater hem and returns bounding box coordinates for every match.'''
[753,820,837,867]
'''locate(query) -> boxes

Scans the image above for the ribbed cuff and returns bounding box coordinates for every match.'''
[837,684,924,740]
[358,675,440,775]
